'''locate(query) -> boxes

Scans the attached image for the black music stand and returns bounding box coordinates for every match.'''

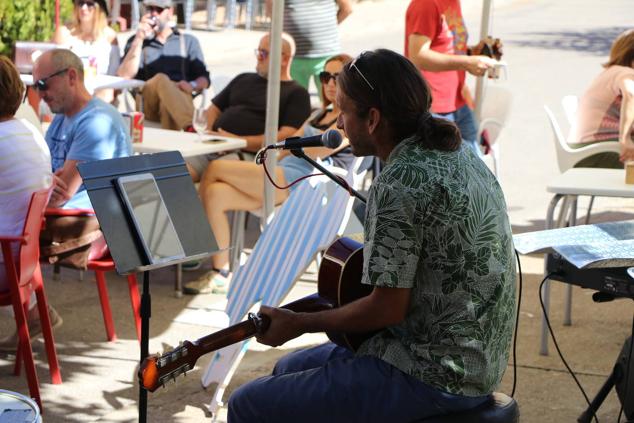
[77,151,219,423]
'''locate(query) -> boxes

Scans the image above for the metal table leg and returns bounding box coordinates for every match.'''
[563,197,578,326]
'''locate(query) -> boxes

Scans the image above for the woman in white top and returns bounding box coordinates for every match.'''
[0,56,56,350]
[53,0,120,103]
[573,29,634,168]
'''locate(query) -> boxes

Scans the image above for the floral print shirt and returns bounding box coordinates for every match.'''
[356,136,516,396]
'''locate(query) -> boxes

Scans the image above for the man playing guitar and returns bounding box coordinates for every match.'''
[228,49,516,422]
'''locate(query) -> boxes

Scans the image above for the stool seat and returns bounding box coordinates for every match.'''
[418,392,519,423]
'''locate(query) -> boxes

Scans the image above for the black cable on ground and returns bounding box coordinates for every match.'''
[511,249,523,398]
[539,275,599,423]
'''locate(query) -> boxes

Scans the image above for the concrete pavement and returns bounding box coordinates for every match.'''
[2,0,634,421]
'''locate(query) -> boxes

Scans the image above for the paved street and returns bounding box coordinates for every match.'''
[1,0,634,421]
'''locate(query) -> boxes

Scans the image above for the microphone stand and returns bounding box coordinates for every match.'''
[289,148,367,204]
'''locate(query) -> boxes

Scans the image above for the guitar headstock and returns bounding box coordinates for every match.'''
[139,341,199,392]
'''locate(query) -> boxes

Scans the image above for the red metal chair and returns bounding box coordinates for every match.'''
[43,208,141,342]
[0,187,61,411]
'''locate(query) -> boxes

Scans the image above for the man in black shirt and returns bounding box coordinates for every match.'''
[118,0,210,130]
[186,32,311,181]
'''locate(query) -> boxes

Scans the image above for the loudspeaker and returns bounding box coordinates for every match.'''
[616,337,634,420]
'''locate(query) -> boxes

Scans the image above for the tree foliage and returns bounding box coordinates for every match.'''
[0,0,73,57]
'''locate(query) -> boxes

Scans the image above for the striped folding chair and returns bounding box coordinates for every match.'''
[200,169,356,416]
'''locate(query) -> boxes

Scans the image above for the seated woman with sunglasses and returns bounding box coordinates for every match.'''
[53,0,120,103]
[184,53,355,295]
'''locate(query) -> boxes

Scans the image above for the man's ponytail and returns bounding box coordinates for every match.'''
[416,113,462,152]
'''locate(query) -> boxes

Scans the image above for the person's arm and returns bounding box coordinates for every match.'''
[264,0,272,17]
[408,33,495,76]
[117,14,155,78]
[205,103,222,131]
[257,286,411,347]
[48,161,83,207]
[50,111,128,207]
[336,0,353,23]
[52,25,70,44]
[619,77,634,162]
[176,75,210,95]
[117,35,144,78]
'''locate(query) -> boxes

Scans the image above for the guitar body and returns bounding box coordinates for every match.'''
[318,237,374,351]
[140,237,373,392]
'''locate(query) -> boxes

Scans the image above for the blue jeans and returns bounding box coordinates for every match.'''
[227,343,489,423]
[434,104,482,157]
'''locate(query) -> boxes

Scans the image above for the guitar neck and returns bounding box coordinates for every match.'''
[195,317,261,355]
[148,295,334,389]
[195,293,333,355]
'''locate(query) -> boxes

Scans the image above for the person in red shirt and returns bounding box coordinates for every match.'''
[405,0,497,156]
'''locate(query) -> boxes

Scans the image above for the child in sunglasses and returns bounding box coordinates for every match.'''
[52,0,119,103]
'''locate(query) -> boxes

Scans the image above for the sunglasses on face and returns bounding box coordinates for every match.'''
[76,0,96,7]
[319,71,339,84]
[254,48,269,60]
[146,5,165,13]
[34,68,70,92]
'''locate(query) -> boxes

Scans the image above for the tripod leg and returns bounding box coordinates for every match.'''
[577,365,620,423]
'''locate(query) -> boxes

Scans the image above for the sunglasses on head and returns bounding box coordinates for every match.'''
[146,5,165,13]
[349,53,375,91]
[318,71,339,84]
[77,0,96,7]
[34,68,70,92]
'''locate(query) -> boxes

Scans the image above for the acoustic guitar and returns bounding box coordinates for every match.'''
[139,237,374,392]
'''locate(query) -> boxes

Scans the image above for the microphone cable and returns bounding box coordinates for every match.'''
[256,147,355,196]
[257,147,325,190]
[539,273,599,423]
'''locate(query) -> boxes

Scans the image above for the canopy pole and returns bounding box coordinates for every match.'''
[262,0,285,225]
[474,0,493,122]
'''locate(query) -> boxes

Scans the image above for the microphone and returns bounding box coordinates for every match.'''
[269,129,343,150]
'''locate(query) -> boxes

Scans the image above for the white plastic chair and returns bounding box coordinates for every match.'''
[544,105,620,173]
[561,94,578,129]
[477,85,513,177]
[201,171,357,416]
